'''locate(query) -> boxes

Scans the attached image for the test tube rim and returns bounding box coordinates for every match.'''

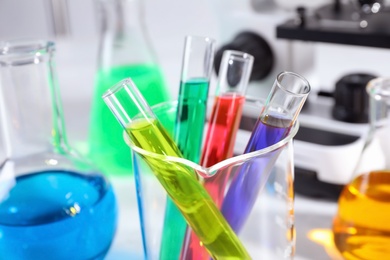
[184,35,216,44]
[222,49,254,64]
[276,71,311,97]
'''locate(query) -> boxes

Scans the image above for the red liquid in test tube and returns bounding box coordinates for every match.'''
[180,50,253,260]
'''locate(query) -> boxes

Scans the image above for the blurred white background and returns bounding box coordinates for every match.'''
[2,1,390,259]
[0,0,221,149]
[2,0,390,148]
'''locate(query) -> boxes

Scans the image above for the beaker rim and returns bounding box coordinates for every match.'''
[0,40,55,66]
[128,96,300,174]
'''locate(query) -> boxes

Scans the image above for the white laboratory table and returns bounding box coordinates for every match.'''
[104,176,343,260]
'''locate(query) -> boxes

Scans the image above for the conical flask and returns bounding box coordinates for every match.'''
[89,0,170,176]
[332,77,390,259]
[0,40,118,259]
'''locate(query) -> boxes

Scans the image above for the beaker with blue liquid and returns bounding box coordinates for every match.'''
[0,40,118,259]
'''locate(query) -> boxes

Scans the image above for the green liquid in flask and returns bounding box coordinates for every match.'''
[127,118,250,260]
[89,64,170,175]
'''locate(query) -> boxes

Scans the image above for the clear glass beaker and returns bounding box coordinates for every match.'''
[332,77,390,260]
[88,0,170,176]
[103,79,298,259]
[0,40,118,259]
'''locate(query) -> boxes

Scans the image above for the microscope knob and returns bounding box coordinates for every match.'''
[332,73,377,123]
[214,31,274,81]
[296,6,306,26]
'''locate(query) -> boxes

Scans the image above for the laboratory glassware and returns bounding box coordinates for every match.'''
[0,40,118,259]
[332,77,390,259]
[106,79,300,259]
[181,50,254,260]
[103,79,250,259]
[89,0,170,176]
[222,71,310,234]
[159,35,216,260]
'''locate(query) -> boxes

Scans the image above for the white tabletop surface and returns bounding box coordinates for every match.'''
[102,176,343,260]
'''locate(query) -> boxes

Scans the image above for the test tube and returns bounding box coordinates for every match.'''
[159,36,216,259]
[222,71,311,233]
[180,50,254,260]
[103,79,250,259]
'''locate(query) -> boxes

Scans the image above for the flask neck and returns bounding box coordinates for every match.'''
[368,81,390,132]
[100,0,143,35]
[96,0,157,68]
[353,77,390,175]
[0,41,70,160]
[367,78,390,168]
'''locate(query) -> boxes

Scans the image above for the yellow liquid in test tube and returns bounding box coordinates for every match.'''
[126,118,250,260]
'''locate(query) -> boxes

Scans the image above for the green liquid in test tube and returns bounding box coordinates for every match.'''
[159,78,209,259]
[175,79,210,162]
[103,79,250,260]
[160,35,215,259]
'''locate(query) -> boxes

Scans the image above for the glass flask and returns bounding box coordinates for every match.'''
[0,40,118,260]
[103,78,299,259]
[332,77,390,259]
[89,0,170,176]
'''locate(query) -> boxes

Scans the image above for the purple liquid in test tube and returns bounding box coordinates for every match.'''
[222,71,311,233]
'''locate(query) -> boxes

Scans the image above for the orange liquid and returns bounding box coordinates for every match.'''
[332,171,390,260]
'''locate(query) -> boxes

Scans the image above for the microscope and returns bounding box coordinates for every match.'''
[215,0,390,200]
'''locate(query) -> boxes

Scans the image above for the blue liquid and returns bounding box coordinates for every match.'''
[222,114,291,233]
[0,170,118,260]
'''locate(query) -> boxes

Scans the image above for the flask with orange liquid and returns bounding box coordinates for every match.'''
[332,77,390,260]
